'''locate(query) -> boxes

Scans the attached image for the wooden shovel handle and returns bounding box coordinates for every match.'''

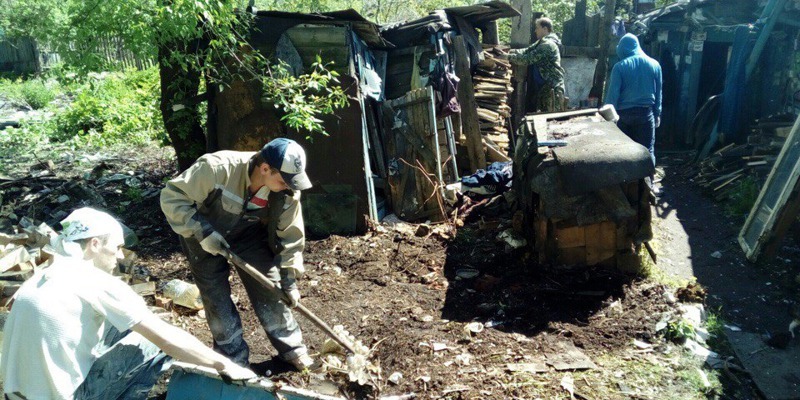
[221,250,358,355]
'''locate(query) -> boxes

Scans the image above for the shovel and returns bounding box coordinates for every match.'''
[220,249,358,355]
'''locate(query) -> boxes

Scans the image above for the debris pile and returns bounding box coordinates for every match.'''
[0,219,58,306]
[693,115,794,201]
[473,44,513,158]
[318,325,381,386]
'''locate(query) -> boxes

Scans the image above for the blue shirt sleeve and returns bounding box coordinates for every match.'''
[653,63,662,119]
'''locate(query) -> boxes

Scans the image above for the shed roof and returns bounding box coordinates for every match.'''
[255,9,394,49]
[380,1,519,48]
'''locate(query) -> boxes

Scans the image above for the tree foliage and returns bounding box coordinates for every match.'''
[0,0,348,162]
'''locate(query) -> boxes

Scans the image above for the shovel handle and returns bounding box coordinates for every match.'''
[221,250,358,355]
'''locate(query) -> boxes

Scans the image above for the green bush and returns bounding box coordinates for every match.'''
[49,67,166,147]
[19,79,56,109]
[0,77,58,109]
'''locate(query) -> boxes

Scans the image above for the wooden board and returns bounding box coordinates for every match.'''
[453,36,485,172]
[382,88,445,222]
[556,226,585,248]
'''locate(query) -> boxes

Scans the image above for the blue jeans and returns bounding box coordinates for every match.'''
[74,326,172,400]
[617,107,656,167]
[180,234,306,367]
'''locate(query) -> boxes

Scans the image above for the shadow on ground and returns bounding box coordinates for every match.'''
[651,152,800,399]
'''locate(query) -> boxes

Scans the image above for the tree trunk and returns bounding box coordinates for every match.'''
[158,44,206,172]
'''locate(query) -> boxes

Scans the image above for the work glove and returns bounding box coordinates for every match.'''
[655,117,661,129]
[218,360,257,381]
[199,231,229,256]
[280,267,300,308]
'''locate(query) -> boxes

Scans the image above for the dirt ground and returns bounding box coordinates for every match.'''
[0,145,765,399]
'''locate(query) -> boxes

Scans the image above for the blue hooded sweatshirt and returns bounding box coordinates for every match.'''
[604,33,662,118]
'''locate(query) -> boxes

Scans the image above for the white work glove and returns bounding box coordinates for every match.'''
[655,117,661,128]
[219,360,257,381]
[199,231,229,256]
[284,288,301,308]
[280,267,300,308]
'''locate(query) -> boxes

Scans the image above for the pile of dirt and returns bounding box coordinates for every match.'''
[1,148,676,398]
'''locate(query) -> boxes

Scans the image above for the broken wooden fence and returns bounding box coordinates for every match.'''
[381,87,449,222]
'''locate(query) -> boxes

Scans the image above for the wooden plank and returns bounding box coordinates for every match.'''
[535,217,548,251]
[559,247,587,265]
[0,233,28,246]
[509,0,532,132]
[0,268,34,282]
[0,246,30,273]
[537,108,601,121]
[599,221,617,250]
[485,138,511,162]
[453,36,486,172]
[616,223,629,250]
[584,223,602,265]
[365,101,387,179]
[557,226,586,248]
[0,280,22,298]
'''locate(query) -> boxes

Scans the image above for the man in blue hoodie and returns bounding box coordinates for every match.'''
[605,33,662,167]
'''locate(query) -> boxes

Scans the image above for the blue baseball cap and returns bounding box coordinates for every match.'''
[260,138,312,191]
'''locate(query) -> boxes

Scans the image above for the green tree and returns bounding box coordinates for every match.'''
[1,0,346,171]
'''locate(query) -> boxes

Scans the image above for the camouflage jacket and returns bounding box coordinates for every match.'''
[509,33,565,91]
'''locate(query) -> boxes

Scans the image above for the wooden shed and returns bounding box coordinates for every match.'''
[207,10,393,236]
[379,2,519,220]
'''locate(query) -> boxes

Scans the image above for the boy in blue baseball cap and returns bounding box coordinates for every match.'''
[161,138,314,371]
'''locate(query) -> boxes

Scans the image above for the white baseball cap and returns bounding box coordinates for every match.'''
[60,207,124,242]
[52,207,124,258]
[260,138,312,191]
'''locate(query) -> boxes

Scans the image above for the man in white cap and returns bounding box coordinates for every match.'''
[160,137,313,371]
[0,207,255,400]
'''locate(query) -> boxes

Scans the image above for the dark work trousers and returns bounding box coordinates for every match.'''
[180,227,306,367]
[74,326,171,400]
[617,106,656,167]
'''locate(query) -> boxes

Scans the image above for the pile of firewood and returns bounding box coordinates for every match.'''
[473,44,513,156]
[694,116,793,201]
[0,220,58,306]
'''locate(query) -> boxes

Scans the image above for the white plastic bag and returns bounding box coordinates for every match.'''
[162,279,204,310]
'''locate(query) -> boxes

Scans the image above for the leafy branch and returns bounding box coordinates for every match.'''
[261,56,349,137]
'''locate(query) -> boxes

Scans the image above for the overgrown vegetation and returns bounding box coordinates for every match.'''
[0,77,59,110]
[580,353,721,399]
[0,67,166,154]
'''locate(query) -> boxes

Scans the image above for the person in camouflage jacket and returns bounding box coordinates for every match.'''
[509,17,566,112]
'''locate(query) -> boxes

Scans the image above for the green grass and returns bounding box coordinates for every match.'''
[704,308,735,358]
[725,176,760,217]
[638,240,688,287]
[579,352,722,399]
